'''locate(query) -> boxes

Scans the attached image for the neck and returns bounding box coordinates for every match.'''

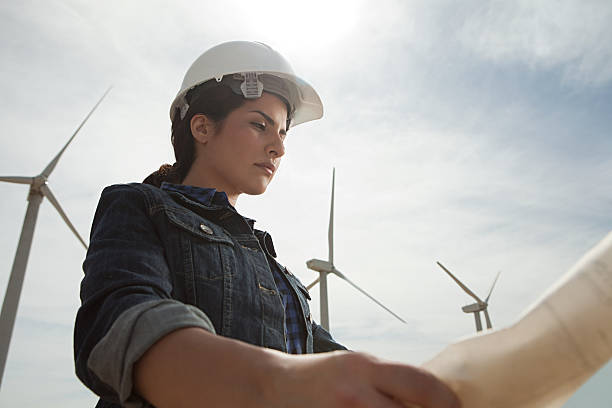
[182,168,239,207]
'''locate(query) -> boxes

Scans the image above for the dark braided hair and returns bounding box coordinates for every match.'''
[143,82,246,187]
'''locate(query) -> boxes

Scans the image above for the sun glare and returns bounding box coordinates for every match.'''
[247,0,365,53]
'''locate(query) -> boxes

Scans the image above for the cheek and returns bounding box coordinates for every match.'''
[237,134,264,158]
[216,132,249,160]
[213,126,263,170]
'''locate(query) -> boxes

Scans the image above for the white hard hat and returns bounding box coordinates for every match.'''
[170,41,323,127]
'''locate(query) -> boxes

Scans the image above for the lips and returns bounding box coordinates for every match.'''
[255,162,276,175]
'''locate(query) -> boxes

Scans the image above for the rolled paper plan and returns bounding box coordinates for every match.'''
[421,231,612,408]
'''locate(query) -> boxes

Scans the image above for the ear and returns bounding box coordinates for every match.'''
[190,114,214,144]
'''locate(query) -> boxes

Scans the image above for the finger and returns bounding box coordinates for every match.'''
[373,362,460,408]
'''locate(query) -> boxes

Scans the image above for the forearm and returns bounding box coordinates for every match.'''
[134,327,284,408]
[133,327,460,408]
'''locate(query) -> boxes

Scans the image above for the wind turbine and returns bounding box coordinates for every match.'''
[436,261,501,332]
[0,88,111,389]
[306,168,406,331]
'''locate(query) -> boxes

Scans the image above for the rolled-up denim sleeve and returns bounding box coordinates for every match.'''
[88,300,215,407]
[73,184,215,407]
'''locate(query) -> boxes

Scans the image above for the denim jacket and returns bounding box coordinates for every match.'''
[74,183,346,407]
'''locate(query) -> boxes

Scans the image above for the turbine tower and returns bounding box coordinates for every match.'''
[306,168,406,331]
[436,261,500,332]
[0,88,111,389]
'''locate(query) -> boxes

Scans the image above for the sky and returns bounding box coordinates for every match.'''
[0,0,611,406]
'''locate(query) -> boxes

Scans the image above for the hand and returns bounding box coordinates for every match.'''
[268,351,461,408]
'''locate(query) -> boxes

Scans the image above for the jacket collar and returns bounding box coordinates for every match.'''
[160,182,257,230]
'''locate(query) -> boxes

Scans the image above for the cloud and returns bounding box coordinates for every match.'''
[457,0,612,86]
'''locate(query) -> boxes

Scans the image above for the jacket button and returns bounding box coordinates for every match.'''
[199,223,213,235]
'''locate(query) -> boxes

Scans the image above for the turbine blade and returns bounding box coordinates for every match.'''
[333,267,406,324]
[328,167,335,266]
[485,271,501,303]
[436,261,484,304]
[306,277,320,290]
[0,176,34,185]
[40,184,88,249]
[41,86,112,178]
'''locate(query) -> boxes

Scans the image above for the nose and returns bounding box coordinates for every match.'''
[267,131,286,158]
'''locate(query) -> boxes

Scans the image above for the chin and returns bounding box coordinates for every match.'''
[239,174,274,196]
[243,181,270,196]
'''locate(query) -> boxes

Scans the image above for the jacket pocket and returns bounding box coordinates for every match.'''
[165,207,235,281]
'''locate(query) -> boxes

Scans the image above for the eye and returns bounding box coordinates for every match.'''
[251,122,266,131]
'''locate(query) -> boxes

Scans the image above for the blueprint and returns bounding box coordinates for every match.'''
[420,232,612,408]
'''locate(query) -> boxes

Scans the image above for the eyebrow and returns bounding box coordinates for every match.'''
[249,110,286,134]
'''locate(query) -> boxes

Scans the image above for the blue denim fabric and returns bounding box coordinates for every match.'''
[74,183,346,406]
[161,181,307,354]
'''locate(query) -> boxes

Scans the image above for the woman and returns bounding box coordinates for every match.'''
[74,41,460,408]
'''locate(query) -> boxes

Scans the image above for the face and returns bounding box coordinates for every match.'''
[185,92,288,205]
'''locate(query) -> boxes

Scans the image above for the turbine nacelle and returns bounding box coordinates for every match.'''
[306,258,333,273]
[32,175,48,188]
[29,177,49,196]
[462,302,487,313]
